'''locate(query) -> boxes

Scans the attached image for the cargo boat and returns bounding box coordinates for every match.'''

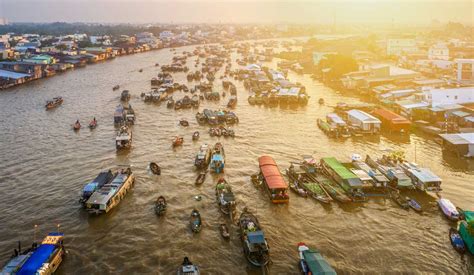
[238,209,270,267]
[320,157,366,201]
[79,170,114,205]
[1,233,65,275]
[257,156,289,204]
[85,168,135,214]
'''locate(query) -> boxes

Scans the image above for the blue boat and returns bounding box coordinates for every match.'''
[209,143,225,174]
[2,233,65,275]
[79,170,114,205]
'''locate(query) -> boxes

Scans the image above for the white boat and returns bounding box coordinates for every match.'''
[116,125,132,150]
[438,198,459,221]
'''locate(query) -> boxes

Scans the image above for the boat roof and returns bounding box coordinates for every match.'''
[350,169,373,181]
[347,109,381,123]
[259,156,288,189]
[326,113,346,125]
[303,249,336,275]
[86,173,129,205]
[17,233,63,275]
[321,158,361,183]
[372,108,411,124]
[247,231,265,244]
[408,168,442,183]
[1,254,31,273]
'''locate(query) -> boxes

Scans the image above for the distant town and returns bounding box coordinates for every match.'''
[0,21,473,155]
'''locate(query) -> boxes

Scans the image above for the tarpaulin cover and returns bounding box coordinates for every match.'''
[259,156,288,189]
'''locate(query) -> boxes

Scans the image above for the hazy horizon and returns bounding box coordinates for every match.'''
[0,0,472,25]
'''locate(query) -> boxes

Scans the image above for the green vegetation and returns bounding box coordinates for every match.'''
[318,54,358,79]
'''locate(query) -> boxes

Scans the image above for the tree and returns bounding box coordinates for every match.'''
[55,44,68,51]
[318,54,358,79]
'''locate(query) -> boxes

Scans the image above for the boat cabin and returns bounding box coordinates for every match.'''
[80,170,114,204]
[352,160,388,187]
[86,170,134,214]
[320,157,363,194]
[346,109,381,134]
[349,168,375,189]
[258,156,289,204]
[401,162,442,192]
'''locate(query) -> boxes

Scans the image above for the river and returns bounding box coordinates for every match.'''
[0,43,472,274]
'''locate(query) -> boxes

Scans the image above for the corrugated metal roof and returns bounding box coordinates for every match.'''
[439,133,474,145]
[347,109,381,123]
[0,69,31,79]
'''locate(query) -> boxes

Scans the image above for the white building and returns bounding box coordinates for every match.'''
[90,36,111,45]
[423,87,474,107]
[455,59,474,85]
[428,43,449,60]
[387,39,418,56]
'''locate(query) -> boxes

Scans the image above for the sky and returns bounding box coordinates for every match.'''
[0,0,472,25]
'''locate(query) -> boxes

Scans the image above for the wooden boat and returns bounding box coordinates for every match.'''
[79,170,114,205]
[172,136,184,147]
[458,212,474,254]
[210,143,225,174]
[73,121,81,131]
[227,96,237,108]
[389,188,409,209]
[167,97,175,108]
[318,98,325,105]
[220,223,230,240]
[177,257,200,275]
[286,171,308,197]
[116,125,132,150]
[45,97,63,110]
[449,228,466,254]
[238,209,270,267]
[438,198,460,221]
[179,119,189,127]
[85,168,135,214]
[195,144,211,169]
[257,156,289,204]
[195,171,206,185]
[120,90,130,101]
[150,162,161,175]
[190,209,202,233]
[1,232,66,274]
[88,119,97,129]
[112,85,120,91]
[406,197,422,212]
[286,166,329,203]
[315,174,352,203]
[297,242,336,275]
[215,178,236,219]
[154,196,167,216]
[192,131,200,141]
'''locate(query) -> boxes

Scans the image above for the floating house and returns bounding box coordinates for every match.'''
[346,109,381,134]
[439,133,474,158]
[372,108,411,133]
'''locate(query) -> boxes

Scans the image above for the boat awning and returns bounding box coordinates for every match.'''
[408,168,441,183]
[0,69,31,80]
[247,231,265,244]
[17,244,56,274]
[303,250,336,275]
[259,156,288,189]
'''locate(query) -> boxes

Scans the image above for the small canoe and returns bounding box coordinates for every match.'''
[154,196,167,216]
[195,171,206,185]
[318,98,325,105]
[390,189,409,209]
[88,120,97,129]
[150,162,161,175]
[219,223,230,240]
[406,197,422,212]
[192,131,200,141]
[449,228,466,254]
[180,120,189,127]
[173,136,184,147]
[190,209,202,233]
[73,122,81,131]
[113,85,120,91]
